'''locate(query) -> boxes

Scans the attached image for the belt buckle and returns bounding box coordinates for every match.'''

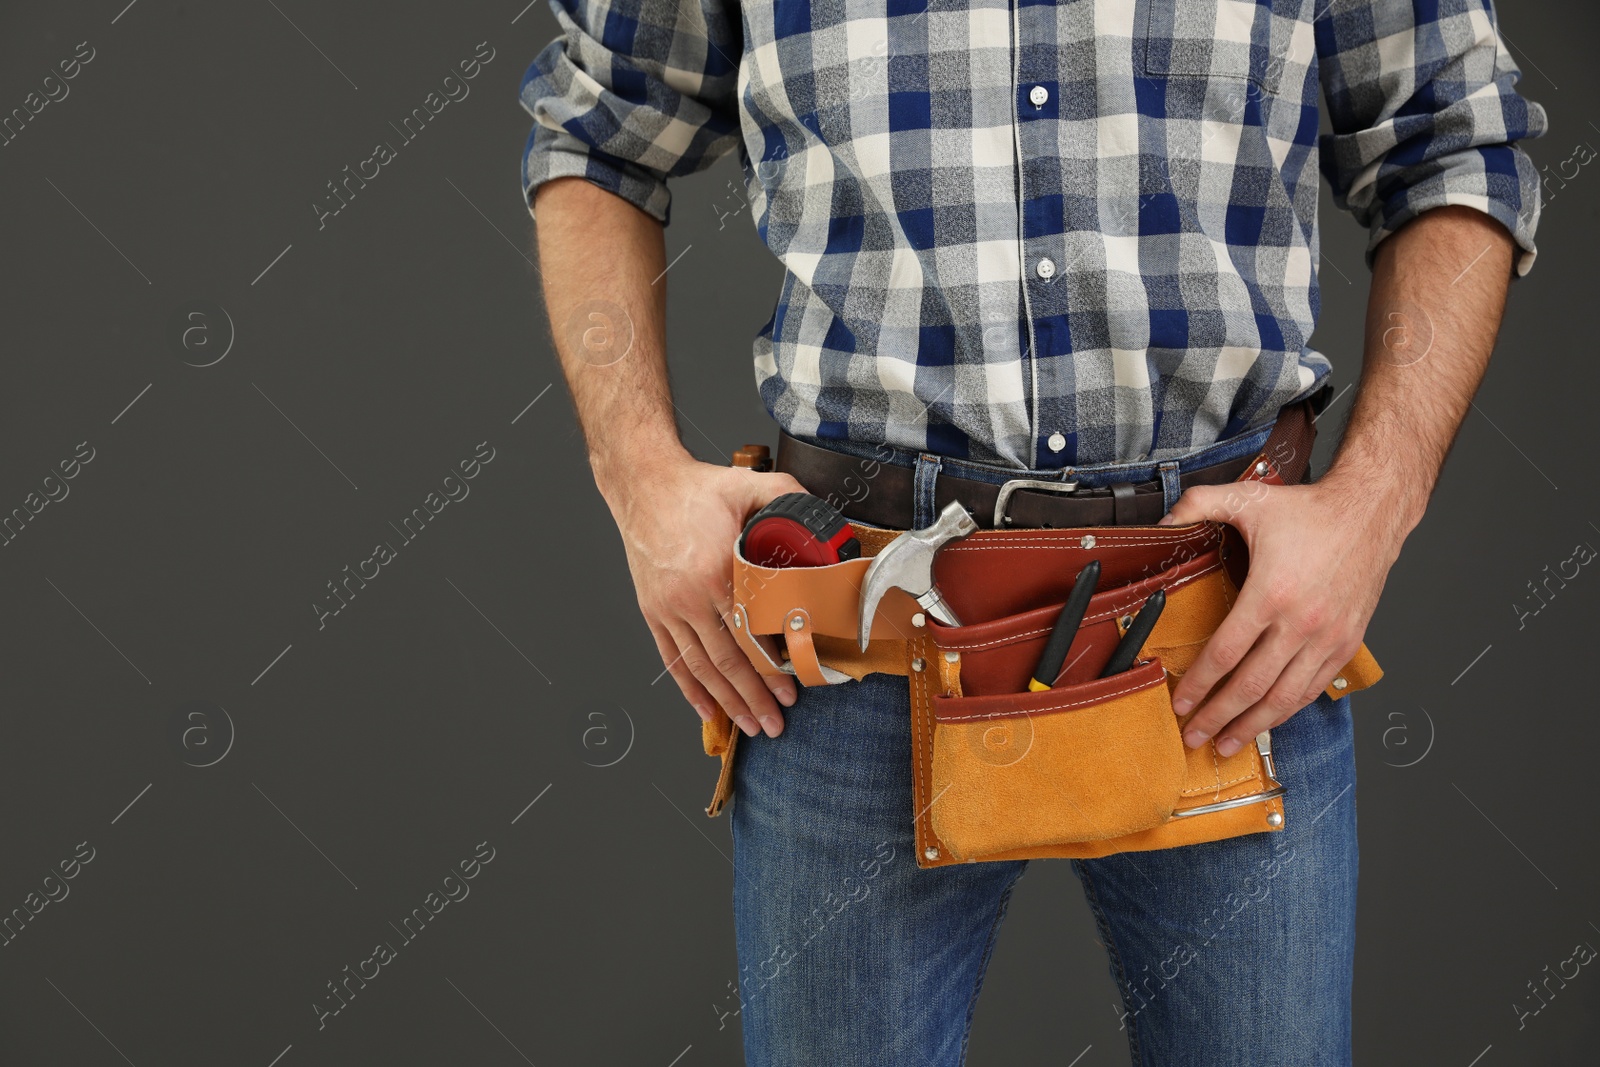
[993,478,1080,527]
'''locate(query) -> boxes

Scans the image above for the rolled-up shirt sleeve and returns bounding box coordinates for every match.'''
[518,0,743,224]
[1316,0,1547,275]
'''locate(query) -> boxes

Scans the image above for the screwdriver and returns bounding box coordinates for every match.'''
[1099,588,1166,678]
[1028,560,1101,691]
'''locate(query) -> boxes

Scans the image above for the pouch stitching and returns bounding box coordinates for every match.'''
[1077,565,1220,626]
[1179,769,1255,796]
[933,563,1222,653]
[910,639,925,817]
[911,637,937,863]
[944,531,1220,552]
[933,672,1160,721]
[1148,636,1207,660]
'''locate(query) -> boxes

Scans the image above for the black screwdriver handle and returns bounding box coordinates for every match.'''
[1099,588,1166,678]
[1028,560,1100,691]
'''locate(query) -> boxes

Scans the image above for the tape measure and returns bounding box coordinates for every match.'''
[740,493,861,568]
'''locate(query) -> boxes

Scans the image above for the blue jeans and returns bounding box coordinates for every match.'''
[730,421,1358,1066]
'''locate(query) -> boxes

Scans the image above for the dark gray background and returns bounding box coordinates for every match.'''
[0,1,1593,1064]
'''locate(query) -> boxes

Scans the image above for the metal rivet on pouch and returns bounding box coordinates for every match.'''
[1119,614,1134,630]
[944,652,960,664]
[731,610,742,629]
[1254,460,1269,477]
[912,612,927,628]
[1267,811,1284,827]
[924,846,940,861]
[911,657,926,672]
[788,615,804,631]
[1332,676,1348,690]
[1080,534,1096,549]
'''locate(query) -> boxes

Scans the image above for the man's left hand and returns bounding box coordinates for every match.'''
[1157,475,1407,756]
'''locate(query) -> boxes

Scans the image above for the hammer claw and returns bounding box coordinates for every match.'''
[856,502,977,650]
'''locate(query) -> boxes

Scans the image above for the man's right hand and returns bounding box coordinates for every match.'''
[605,455,808,738]
[530,177,805,737]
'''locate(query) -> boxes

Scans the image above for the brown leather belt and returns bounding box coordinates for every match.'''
[776,392,1322,529]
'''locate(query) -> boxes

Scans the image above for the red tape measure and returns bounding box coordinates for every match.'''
[740,493,861,568]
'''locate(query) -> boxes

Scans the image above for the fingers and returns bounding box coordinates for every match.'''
[664,619,757,737]
[666,613,786,739]
[1157,483,1226,527]
[743,468,808,510]
[656,616,795,736]
[1179,619,1301,750]
[647,621,719,724]
[1300,638,1364,706]
[650,610,794,738]
[698,611,791,737]
[626,461,815,737]
[1158,476,1280,528]
[1157,482,1262,528]
[751,632,798,707]
[1211,643,1327,757]
[1170,580,1272,715]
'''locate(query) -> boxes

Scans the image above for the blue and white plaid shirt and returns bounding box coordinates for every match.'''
[519,0,1545,468]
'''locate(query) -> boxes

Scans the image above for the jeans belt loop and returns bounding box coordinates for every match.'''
[912,453,943,529]
[1157,461,1183,514]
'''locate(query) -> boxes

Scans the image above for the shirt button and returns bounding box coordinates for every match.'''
[1029,85,1049,108]
[1047,432,1066,453]
[1036,257,1056,279]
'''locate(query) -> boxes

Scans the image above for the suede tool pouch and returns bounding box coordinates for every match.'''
[916,544,1237,862]
[928,657,1185,859]
[905,536,1381,868]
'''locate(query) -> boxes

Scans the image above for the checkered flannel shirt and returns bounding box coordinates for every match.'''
[519,0,1545,467]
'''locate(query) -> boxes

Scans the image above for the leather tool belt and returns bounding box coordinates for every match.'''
[701,394,1382,869]
[776,383,1330,530]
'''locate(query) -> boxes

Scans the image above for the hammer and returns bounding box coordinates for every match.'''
[857,501,979,650]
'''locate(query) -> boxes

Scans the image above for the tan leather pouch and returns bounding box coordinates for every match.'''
[701,524,918,815]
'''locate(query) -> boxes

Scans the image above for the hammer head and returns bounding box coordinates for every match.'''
[857,501,979,650]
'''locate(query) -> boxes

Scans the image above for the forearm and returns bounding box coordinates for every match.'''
[1166,205,1523,745]
[1320,205,1516,545]
[531,176,692,507]
[529,175,803,733]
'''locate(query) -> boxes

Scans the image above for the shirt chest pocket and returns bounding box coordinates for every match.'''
[1143,0,1288,95]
